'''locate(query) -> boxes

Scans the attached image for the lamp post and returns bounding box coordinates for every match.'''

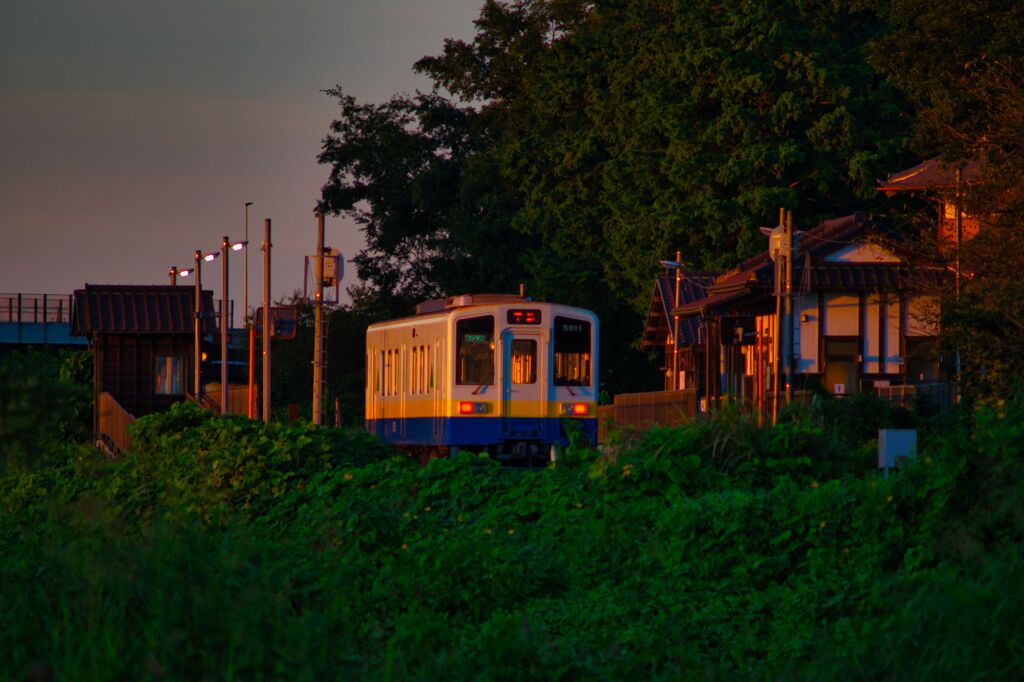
[193,249,221,406]
[216,237,248,416]
[169,266,178,286]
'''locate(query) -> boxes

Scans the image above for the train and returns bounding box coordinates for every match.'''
[365,293,599,462]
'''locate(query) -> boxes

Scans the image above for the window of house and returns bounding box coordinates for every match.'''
[554,316,592,386]
[154,355,185,395]
[456,316,495,385]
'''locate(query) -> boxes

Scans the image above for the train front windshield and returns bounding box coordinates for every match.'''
[553,316,592,386]
[456,315,495,385]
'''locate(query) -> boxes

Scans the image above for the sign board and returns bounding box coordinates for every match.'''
[255,306,297,340]
[878,429,917,470]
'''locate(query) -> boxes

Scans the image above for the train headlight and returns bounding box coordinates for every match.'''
[459,401,490,415]
[561,403,589,416]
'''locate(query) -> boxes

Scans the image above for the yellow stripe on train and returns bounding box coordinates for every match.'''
[369,399,596,419]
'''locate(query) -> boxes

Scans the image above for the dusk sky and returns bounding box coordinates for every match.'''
[0,0,482,316]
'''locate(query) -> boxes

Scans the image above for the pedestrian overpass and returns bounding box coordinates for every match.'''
[0,293,87,347]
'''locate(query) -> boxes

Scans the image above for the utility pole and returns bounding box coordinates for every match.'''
[245,202,254,419]
[954,168,963,401]
[194,249,203,403]
[783,209,794,405]
[771,208,783,425]
[312,213,326,425]
[262,219,272,422]
[220,235,230,415]
[673,250,681,391]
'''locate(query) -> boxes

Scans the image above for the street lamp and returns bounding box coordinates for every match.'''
[189,249,219,404]
[219,237,247,416]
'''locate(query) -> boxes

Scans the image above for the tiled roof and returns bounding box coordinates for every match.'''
[878,156,983,193]
[642,272,716,349]
[72,285,217,335]
[673,213,909,317]
[805,264,910,290]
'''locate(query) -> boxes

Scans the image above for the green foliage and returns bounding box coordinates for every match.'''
[3,392,1023,677]
[0,349,91,468]
[870,0,1024,403]
[318,0,911,394]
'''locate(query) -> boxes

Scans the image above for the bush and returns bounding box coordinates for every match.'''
[2,391,1022,678]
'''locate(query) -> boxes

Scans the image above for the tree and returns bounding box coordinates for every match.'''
[316,90,527,317]
[318,0,912,393]
[419,0,911,308]
[870,0,1024,399]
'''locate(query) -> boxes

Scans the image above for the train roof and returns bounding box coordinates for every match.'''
[414,293,532,315]
[367,294,595,331]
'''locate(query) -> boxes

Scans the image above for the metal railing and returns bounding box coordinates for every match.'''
[0,293,74,324]
[876,382,952,411]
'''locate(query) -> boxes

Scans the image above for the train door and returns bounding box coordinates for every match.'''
[501,329,544,436]
[433,337,445,444]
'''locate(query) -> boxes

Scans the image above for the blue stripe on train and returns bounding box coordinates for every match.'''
[365,416,597,448]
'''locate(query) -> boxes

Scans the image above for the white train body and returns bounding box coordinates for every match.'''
[365,294,598,457]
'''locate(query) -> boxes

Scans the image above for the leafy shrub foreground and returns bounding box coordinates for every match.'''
[1,400,1023,680]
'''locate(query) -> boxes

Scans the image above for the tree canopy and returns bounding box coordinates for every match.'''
[869,0,1024,400]
[321,0,1024,392]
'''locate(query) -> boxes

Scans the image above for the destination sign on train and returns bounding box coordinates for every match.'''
[507,309,542,325]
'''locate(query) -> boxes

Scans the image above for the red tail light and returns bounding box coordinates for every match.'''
[562,402,590,416]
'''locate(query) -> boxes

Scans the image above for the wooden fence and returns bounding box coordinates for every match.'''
[598,389,698,442]
[202,383,251,415]
[98,391,135,455]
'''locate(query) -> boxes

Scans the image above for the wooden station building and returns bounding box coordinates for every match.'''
[72,284,216,447]
[643,212,945,411]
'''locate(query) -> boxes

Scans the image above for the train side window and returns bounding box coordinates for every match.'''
[420,346,427,394]
[456,315,495,385]
[554,316,592,386]
[413,346,419,394]
[510,339,537,384]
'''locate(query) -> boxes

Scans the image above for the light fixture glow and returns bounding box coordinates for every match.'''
[177,269,192,277]
[230,241,247,251]
[204,252,219,262]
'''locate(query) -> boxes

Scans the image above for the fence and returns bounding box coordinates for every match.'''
[876,382,952,412]
[598,389,698,442]
[98,391,135,455]
[0,294,74,324]
[202,383,251,416]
